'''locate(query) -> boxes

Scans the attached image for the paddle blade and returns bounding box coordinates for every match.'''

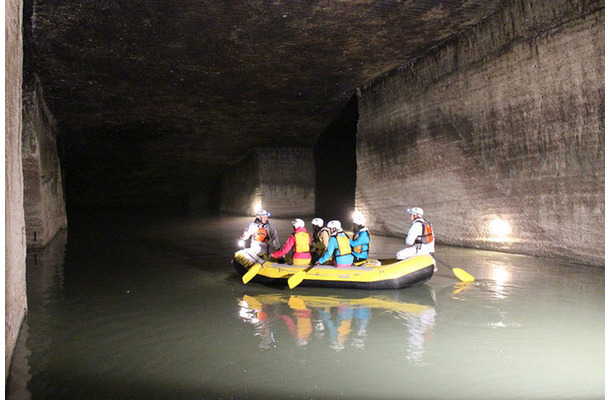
[242,263,262,284]
[452,267,475,282]
[287,271,307,289]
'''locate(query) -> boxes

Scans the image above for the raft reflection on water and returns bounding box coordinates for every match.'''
[236,286,458,362]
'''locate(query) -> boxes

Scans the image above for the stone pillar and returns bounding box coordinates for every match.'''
[314,95,357,225]
[22,76,68,247]
[220,147,315,218]
[5,0,26,378]
[356,0,604,266]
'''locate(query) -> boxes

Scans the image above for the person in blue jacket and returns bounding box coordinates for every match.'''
[315,220,354,268]
[350,211,370,264]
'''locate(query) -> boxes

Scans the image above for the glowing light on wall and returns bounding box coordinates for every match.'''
[352,209,365,223]
[489,218,512,240]
[253,199,262,214]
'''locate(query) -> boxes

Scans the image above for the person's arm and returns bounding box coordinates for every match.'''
[272,234,295,258]
[240,223,256,240]
[405,222,422,246]
[350,231,369,247]
[317,237,337,264]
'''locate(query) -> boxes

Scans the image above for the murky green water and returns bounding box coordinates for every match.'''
[7,212,605,399]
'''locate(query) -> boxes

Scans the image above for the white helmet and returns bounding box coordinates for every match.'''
[292,218,305,229]
[407,207,424,217]
[352,210,365,225]
[311,218,324,227]
[256,209,271,217]
[327,220,342,231]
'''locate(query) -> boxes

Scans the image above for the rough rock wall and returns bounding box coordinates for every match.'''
[259,148,315,218]
[6,0,26,378]
[22,76,68,247]
[219,152,261,215]
[220,148,314,218]
[356,0,604,266]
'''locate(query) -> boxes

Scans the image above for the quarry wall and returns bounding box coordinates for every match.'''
[6,0,26,377]
[356,0,604,266]
[219,152,262,216]
[221,148,315,218]
[22,76,68,247]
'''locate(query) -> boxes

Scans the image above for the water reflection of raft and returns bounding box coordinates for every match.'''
[240,292,435,315]
[233,249,435,290]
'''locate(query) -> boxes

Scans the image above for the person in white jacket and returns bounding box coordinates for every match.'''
[240,210,280,257]
[396,207,435,260]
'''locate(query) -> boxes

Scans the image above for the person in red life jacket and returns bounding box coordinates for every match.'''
[316,220,354,268]
[396,207,435,260]
[310,217,331,263]
[240,209,280,257]
[275,296,313,347]
[349,211,371,264]
[271,218,312,266]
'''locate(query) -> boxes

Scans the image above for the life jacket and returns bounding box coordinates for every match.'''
[352,227,371,253]
[253,225,269,242]
[314,227,330,244]
[414,218,434,245]
[293,231,311,253]
[334,232,351,256]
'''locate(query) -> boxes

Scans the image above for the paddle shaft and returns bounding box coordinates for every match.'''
[434,256,451,270]
[248,250,266,265]
[434,256,475,282]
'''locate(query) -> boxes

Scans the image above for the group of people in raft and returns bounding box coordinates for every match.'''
[239,207,435,268]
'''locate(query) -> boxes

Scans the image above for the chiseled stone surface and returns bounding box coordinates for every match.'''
[25,0,505,207]
[220,148,314,218]
[6,0,26,378]
[356,0,604,266]
[260,148,315,218]
[22,76,68,247]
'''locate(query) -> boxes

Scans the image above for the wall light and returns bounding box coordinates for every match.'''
[253,199,262,214]
[489,218,512,240]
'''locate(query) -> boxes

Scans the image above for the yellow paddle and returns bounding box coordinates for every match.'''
[242,264,262,284]
[287,265,317,289]
[435,257,475,282]
[241,251,266,284]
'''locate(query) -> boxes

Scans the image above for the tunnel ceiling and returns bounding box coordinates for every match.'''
[25,0,506,206]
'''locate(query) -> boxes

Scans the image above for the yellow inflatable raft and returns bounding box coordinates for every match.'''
[233,249,435,290]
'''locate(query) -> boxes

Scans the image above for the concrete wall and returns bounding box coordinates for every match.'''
[6,0,27,378]
[356,0,604,266]
[220,147,315,218]
[22,76,68,247]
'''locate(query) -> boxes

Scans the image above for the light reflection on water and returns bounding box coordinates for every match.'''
[6,214,605,400]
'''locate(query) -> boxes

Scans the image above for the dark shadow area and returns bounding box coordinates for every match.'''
[206,177,223,215]
[314,94,358,225]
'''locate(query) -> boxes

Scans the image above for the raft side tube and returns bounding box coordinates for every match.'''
[233,250,435,290]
